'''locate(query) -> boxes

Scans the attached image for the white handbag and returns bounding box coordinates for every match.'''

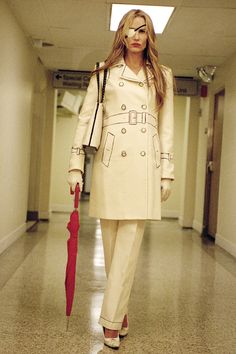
[83,63,108,150]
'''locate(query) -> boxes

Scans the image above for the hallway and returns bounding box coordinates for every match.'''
[0,201,236,354]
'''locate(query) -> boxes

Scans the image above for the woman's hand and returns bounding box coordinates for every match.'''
[67,170,83,192]
[161,179,172,202]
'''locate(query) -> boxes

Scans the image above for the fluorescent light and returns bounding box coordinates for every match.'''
[110,4,175,34]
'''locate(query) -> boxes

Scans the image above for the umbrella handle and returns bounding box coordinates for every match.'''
[70,184,80,209]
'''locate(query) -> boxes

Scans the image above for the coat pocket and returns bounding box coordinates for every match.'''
[102,132,115,167]
[153,134,161,168]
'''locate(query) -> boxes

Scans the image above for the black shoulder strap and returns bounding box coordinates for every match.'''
[96,62,100,103]
[95,62,108,104]
[101,68,108,103]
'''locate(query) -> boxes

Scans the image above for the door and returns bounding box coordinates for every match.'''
[203,89,225,238]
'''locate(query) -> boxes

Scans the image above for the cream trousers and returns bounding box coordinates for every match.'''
[98,219,145,330]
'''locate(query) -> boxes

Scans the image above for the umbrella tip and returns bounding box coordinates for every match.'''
[66,317,70,331]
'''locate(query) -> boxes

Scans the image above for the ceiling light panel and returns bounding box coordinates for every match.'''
[110,4,175,34]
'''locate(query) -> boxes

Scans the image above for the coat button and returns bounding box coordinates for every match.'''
[119,82,124,87]
[139,82,144,87]
[121,128,126,134]
[141,128,146,133]
[140,151,146,156]
[121,151,127,157]
[141,104,147,109]
[121,104,126,110]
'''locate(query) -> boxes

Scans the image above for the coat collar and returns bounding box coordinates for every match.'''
[113,57,154,83]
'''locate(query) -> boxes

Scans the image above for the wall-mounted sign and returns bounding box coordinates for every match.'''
[53,71,199,96]
[52,70,91,90]
[174,77,199,96]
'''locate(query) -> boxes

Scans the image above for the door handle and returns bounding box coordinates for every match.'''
[207,161,214,172]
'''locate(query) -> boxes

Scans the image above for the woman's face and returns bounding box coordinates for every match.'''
[124,16,147,54]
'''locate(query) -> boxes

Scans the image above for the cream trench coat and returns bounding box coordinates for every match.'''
[69,58,174,220]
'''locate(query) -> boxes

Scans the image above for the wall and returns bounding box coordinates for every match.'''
[162,95,186,218]
[179,96,200,227]
[0,1,47,254]
[208,52,236,257]
[192,96,209,232]
[51,113,78,212]
[192,51,236,257]
[51,89,86,212]
[27,72,57,221]
[38,75,57,219]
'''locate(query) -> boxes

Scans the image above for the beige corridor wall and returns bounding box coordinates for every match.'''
[192,96,209,232]
[161,95,186,218]
[51,89,86,212]
[179,96,200,227]
[0,1,47,253]
[51,113,78,212]
[208,52,236,257]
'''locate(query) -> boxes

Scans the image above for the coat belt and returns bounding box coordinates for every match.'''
[103,110,157,127]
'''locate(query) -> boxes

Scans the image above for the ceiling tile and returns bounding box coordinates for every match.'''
[182,0,236,8]
[7,0,236,76]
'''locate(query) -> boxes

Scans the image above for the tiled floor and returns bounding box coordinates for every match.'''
[0,200,236,353]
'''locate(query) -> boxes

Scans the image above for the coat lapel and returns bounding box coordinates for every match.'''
[120,64,142,82]
[114,58,154,83]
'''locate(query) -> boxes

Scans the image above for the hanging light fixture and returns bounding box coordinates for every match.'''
[196,65,216,83]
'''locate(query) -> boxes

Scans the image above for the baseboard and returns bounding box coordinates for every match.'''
[192,219,203,234]
[215,232,236,258]
[178,218,203,232]
[0,223,27,255]
[39,211,51,220]
[178,216,193,228]
[161,209,179,218]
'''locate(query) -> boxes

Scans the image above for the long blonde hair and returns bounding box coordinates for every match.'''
[94,9,168,109]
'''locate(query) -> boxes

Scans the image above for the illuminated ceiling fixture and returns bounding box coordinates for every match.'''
[110,4,175,34]
[196,65,216,83]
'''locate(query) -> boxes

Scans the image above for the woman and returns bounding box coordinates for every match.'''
[68,9,174,349]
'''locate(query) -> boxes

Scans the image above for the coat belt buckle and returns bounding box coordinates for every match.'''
[129,110,137,125]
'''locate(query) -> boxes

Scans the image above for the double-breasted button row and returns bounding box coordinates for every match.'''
[121,151,146,157]
[120,104,147,111]
[120,127,146,134]
[119,81,144,87]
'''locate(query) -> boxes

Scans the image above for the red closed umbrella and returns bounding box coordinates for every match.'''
[65,184,80,329]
